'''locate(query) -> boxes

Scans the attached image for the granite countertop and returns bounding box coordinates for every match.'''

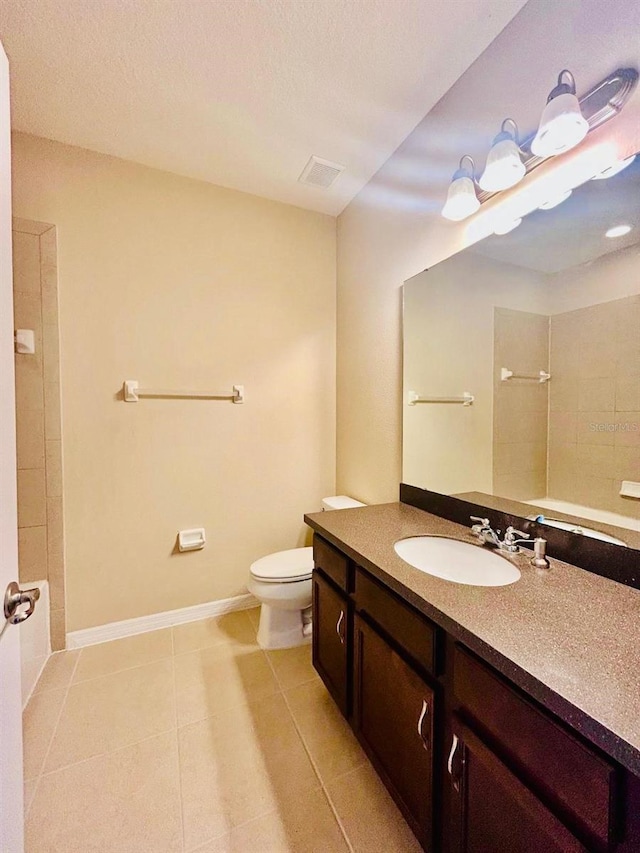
[304,501,640,776]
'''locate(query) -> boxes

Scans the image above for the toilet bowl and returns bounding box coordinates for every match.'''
[248,495,365,650]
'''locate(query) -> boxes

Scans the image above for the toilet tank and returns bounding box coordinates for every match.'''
[321,495,366,511]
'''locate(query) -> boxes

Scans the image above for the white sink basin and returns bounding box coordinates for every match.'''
[394,536,521,587]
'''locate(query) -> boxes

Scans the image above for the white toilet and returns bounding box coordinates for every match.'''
[248,495,365,650]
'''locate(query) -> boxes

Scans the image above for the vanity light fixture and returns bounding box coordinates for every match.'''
[605,224,632,238]
[539,189,572,210]
[440,67,638,222]
[592,154,636,180]
[479,119,525,191]
[494,217,522,236]
[531,70,589,157]
[441,155,480,221]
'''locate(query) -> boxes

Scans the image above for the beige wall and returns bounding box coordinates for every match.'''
[336,0,640,504]
[11,133,336,632]
[403,253,548,495]
[12,219,65,649]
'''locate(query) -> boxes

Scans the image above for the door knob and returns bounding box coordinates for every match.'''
[4,581,40,626]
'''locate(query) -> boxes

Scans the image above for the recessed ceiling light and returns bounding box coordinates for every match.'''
[605,225,632,239]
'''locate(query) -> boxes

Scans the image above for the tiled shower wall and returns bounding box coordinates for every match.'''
[13,218,65,650]
[493,307,549,500]
[548,294,640,520]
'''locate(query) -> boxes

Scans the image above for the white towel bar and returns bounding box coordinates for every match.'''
[408,391,474,406]
[123,380,244,403]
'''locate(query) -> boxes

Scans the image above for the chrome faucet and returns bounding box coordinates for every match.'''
[500,526,532,553]
[470,517,531,553]
[470,516,501,547]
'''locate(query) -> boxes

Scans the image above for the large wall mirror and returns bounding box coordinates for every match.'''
[403,153,640,550]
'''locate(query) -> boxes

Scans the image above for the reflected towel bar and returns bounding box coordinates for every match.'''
[408,391,474,406]
[501,368,550,383]
[123,380,244,403]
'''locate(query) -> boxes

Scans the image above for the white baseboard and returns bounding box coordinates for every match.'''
[66,592,258,649]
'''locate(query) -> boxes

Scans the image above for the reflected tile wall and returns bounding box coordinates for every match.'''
[549,295,640,520]
[493,308,550,500]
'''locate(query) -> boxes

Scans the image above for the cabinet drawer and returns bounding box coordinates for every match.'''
[454,646,618,850]
[313,535,350,591]
[355,568,438,676]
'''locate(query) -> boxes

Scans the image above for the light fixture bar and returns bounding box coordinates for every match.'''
[476,67,638,203]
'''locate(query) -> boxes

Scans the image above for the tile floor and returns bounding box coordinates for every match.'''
[23,608,421,852]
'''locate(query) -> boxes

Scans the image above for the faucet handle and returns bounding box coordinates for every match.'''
[470,516,490,527]
[504,526,530,543]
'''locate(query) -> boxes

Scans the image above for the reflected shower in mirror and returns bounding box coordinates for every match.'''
[403,153,640,549]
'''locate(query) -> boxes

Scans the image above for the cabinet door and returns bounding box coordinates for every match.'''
[353,614,434,849]
[312,571,349,715]
[447,715,587,853]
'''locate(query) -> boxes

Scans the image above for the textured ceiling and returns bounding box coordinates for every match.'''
[0,0,527,215]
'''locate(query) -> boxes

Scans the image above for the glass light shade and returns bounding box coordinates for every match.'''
[531,92,589,157]
[493,217,522,236]
[441,175,480,221]
[539,189,572,210]
[479,138,525,191]
[592,155,635,180]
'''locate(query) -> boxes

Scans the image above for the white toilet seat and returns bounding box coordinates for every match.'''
[249,546,313,583]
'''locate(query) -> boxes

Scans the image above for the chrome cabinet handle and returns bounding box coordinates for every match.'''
[447,733,462,792]
[336,610,345,644]
[417,699,430,750]
[447,733,459,775]
[4,581,40,626]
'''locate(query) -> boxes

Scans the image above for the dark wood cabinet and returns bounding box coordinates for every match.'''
[448,715,586,853]
[309,535,640,853]
[312,570,350,715]
[353,613,435,850]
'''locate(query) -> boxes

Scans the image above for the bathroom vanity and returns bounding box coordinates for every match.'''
[305,502,640,853]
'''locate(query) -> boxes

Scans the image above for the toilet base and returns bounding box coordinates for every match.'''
[256,604,312,650]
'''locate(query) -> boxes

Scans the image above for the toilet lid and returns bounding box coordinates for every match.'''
[250,546,314,582]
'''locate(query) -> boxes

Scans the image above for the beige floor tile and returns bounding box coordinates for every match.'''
[286,680,366,783]
[73,628,173,682]
[179,694,320,851]
[23,688,66,780]
[45,658,175,772]
[175,642,279,726]
[325,763,422,853]
[26,732,182,853]
[266,643,318,690]
[191,788,349,853]
[32,650,79,694]
[246,607,260,630]
[173,610,257,655]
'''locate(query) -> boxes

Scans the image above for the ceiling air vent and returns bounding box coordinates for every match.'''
[298,156,345,189]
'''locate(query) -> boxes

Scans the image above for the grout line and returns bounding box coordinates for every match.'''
[70,648,174,686]
[25,648,82,820]
[280,684,356,853]
[171,630,187,853]
[264,650,356,853]
[35,726,179,781]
